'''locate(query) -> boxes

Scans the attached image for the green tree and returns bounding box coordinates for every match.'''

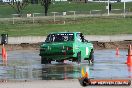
[85,0,87,3]
[41,0,51,16]
[8,0,30,15]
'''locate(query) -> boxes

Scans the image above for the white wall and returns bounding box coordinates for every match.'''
[121,0,132,2]
[2,0,10,2]
[4,35,132,44]
[54,0,67,1]
[89,0,132,2]
[3,0,22,2]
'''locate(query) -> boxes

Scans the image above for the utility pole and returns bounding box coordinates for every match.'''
[124,0,126,18]
[108,0,110,16]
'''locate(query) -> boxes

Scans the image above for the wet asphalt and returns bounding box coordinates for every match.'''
[0,49,132,81]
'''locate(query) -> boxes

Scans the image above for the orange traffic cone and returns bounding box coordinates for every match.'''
[4,51,7,61]
[116,47,119,56]
[126,45,132,66]
[2,44,7,65]
[85,72,89,78]
[2,45,5,60]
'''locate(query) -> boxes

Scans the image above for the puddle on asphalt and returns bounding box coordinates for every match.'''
[0,49,132,80]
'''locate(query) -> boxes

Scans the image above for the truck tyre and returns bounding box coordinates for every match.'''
[41,57,46,64]
[77,51,81,63]
[88,50,94,64]
[41,57,51,64]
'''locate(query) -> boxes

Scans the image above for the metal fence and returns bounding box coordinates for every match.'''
[0,10,132,24]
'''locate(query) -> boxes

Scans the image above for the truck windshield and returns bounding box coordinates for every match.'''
[45,33,74,43]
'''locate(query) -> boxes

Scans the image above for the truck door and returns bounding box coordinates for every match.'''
[76,33,88,59]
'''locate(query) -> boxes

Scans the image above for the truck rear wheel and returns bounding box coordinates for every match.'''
[41,57,51,64]
[77,51,81,63]
[88,50,94,64]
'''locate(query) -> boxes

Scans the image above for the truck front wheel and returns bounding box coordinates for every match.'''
[41,57,51,64]
[77,51,81,63]
[88,50,94,64]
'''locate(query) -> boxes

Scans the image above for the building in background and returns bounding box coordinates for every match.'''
[53,0,67,1]
[2,0,38,4]
[2,0,22,2]
[121,0,132,2]
[72,0,132,2]
[71,0,88,2]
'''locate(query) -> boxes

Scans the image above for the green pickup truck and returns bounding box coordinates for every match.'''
[39,32,94,64]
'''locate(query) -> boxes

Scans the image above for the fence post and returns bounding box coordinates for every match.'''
[51,12,58,22]
[12,14,19,24]
[32,13,41,24]
[69,11,76,20]
[33,13,34,23]
[124,1,126,18]
[12,16,14,24]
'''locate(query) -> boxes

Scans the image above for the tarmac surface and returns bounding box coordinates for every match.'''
[0,49,132,88]
[0,49,131,80]
[0,35,132,88]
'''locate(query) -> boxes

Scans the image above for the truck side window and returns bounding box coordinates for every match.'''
[80,33,84,42]
[68,35,74,41]
[54,35,63,42]
[76,33,85,42]
[76,33,82,42]
[45,34,51,43]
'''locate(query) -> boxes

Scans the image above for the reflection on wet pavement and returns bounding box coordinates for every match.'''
[0,49,132,80]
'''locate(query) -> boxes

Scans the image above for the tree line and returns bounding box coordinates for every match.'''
[6,0,91,16]
[7,0,51,16]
